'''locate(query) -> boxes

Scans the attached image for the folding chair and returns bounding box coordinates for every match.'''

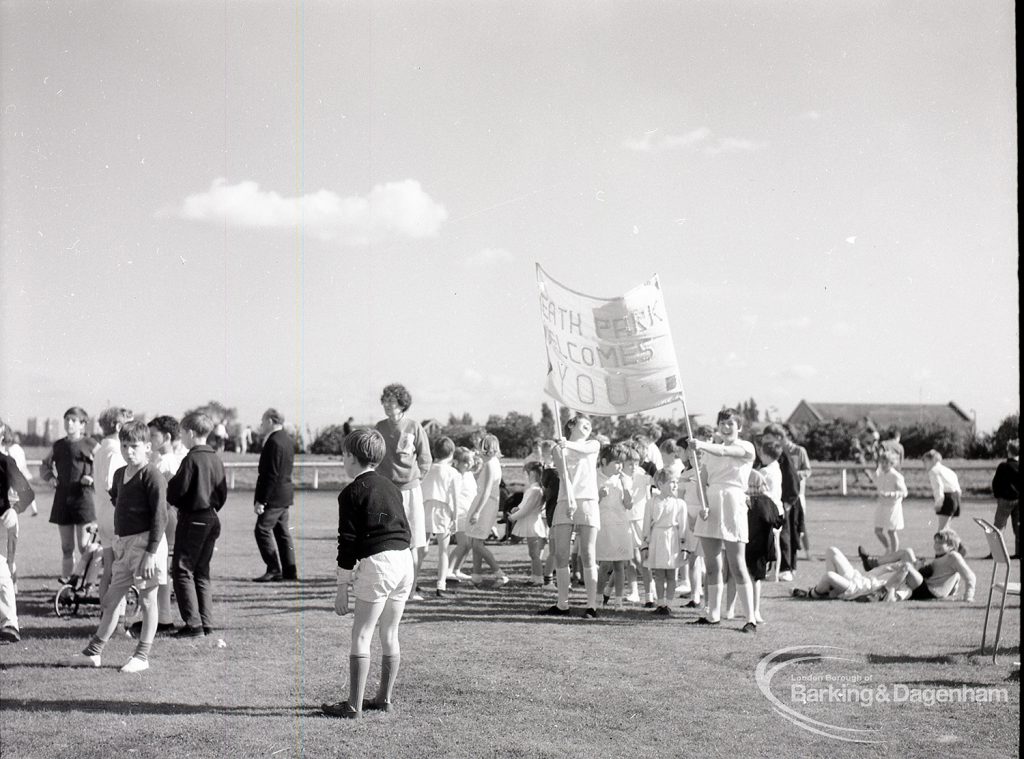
[973,517,1021,663]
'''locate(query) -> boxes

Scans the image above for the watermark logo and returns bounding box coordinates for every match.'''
[754,646,1009,744]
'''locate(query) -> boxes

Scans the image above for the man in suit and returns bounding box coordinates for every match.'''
[253,409,297,582]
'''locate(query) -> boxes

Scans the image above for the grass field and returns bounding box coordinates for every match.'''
[0,491,1019,759]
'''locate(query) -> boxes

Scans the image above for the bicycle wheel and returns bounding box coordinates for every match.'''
[54,584,77,618]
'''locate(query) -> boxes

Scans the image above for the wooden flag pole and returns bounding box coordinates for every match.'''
[674,391,709,516]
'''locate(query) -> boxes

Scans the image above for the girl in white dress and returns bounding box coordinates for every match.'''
[642,468,686,616]
[685,408,758,632]
[446,448,477,582]
[465,435,509,587]
[507,462,547,585]
[595,444,634,611]
[539,415,601,618]
[872,451,907,553]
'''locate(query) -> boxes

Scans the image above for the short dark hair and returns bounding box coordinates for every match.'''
[63,406,89,423]
[694,425,715,441]
[148,415,180,440]
[717,408,743,427]
[760,438,783,460]
[180,412,215,437]
[344,429,386,467]
[762,422,786,439]
[431,436,455,460]
[118,420,150,445]
[380,383,412,412]
[523,461,543,481]
[563,414,590,438]
[263,408,285,425]
[599,443,630,465]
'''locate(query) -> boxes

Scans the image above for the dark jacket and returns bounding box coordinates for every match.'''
[778,450,801,505]
[992,458,1019,501]
[337,470,410,570]
[167,445,228,514]
[110,464,168,552]
[0,453,34,518]
[255,429,295,509]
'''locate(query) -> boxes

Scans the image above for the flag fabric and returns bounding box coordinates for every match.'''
[536,264,683,416]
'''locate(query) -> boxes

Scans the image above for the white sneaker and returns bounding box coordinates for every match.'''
[613,598,625,612]
[493,575,509,588]
[778,571,794,582]
[754,612,765,624]
[625,590,640,603]
[120,657,149,674]
[410,593,425,601]
[63,653,101,668]
[675,583,691,596]
[452,570,472,582]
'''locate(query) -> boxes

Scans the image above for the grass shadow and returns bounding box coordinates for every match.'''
[2,697,310,717]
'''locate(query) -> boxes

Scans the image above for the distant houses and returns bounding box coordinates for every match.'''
[786,401,975,434]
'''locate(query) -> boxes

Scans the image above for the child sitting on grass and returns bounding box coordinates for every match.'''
[323,429,413,719]
[62,420,168,673]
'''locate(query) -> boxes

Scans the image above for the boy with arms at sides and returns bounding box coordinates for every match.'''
[136,415,184,636]
[63,420,168,672]
[323,429,413,719]
[167,412,228,637]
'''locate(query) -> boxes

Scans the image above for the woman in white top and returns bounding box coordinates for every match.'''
[684,408,758,632]
[539,415,601,618]
[465,435,509,587]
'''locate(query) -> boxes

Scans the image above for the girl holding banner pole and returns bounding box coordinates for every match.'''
[539,411,601,618]
[681,408,758,633]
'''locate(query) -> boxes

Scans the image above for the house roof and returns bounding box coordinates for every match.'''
[787,401,973,428]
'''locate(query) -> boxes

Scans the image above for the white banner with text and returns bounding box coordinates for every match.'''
[536,264,683,415]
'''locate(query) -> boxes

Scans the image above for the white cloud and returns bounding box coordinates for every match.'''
[779,364,818,380]
[831,321,855,336]
[464,247,515,267]
[704,137,768,155]
[168,178,447,244]
[799,110,822,121]
[623,127,765,156]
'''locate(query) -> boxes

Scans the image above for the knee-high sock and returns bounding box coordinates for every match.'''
[348,654,370,711]
[583,565,598,609]
[375,654,400,704]
[556,567,570,609]
[707,583,723,622]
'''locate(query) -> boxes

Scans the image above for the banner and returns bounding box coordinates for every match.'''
[536,264,683,416]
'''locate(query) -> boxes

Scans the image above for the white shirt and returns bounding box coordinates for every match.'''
[928,462,961,507]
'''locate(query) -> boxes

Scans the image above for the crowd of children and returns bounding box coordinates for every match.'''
[0,395,988,722]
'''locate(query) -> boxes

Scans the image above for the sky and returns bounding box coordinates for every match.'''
[1,1,1018,436]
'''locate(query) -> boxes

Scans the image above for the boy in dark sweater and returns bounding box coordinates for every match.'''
[167,412,228,638]
[322,429,412,719]
[63,420,168,673]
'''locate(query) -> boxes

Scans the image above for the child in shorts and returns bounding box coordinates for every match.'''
[62,420,168,673]
[323,429,413,719]
[923,450,961,531]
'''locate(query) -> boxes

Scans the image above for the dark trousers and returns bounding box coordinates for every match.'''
[779,499,805,573]
[172,512,221,629]
[255,506,296,577]
[994,499,1020,557]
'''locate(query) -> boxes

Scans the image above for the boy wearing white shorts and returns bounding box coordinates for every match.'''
[62,420,168,673]
[323,429,413,719]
